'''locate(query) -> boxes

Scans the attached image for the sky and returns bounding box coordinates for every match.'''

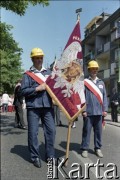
[1,0,120,71]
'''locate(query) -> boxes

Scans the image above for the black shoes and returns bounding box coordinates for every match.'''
[33,158,41,168]
[57,122,63,127]
[15,125,27,130]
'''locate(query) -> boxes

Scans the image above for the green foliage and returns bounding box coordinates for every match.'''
[0,0,49,16]
[1,23,22,53]
[0,23,24,94]
[0,0,49,94]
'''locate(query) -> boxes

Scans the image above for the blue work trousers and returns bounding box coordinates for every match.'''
[81,115,102,150]
[27,108,56,161]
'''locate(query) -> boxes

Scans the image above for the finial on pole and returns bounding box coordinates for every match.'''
[76,8,82,21]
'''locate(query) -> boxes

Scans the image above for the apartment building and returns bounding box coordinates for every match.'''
[82,8,120,97]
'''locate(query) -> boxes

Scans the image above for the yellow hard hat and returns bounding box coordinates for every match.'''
[87,60,99,69]
[30,48,44,58]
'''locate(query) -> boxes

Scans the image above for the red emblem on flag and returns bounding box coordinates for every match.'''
[46,20,86,121]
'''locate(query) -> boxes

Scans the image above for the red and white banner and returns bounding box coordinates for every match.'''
[46,20,86,121]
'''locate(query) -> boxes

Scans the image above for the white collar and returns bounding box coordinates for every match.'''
[89,76,98,83]
[30,66,46,73]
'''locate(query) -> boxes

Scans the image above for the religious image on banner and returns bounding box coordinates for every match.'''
[46,20,86,121]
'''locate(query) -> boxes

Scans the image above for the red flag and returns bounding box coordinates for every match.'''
[46,20,86,121]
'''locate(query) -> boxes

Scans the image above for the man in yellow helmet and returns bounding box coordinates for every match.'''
[80,60,108,158]
[20,48,56,168]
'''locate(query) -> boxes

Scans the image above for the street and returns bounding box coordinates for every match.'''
[1,112,120,180]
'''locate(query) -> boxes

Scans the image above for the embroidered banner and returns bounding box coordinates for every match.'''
[46,20,86,121]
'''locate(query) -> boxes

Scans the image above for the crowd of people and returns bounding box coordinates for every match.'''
[0,89,27,129]
[0,92,14,113]
[1,47,120,168]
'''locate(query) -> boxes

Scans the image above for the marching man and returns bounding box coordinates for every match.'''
[21,48,56,168]
[81,60,108,158]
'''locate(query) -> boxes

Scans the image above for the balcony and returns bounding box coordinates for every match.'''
[104,69,110,78]
[98,69,110,79]
[111,63,116,75]
[97,42,110,56]
[97,45,104,55]
[104,42,110,52]
[84,52,95,60]
[111,29,120,42]
[115,48,120,61]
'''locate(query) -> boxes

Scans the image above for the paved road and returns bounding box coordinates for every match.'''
[1,112,120,180]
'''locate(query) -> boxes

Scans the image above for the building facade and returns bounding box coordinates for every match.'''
[82,8,120,102]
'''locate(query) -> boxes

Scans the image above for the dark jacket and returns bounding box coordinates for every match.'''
[20,68,52,108]
[111,93,119,107]
[13,85,23,106]
[85,78,108,116]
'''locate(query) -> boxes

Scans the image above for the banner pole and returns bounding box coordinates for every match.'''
[76,8,82,21]
[65,121,72,167]
[64,9,82,167]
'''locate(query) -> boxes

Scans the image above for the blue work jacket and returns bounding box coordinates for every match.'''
[85,78,108,116]
[20,68,52,108]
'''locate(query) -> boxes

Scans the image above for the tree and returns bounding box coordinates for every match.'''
[0,0,49,16]
[0,0,49,94]
[0,23,23,94]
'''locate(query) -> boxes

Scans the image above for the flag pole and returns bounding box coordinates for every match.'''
[64,8,82,167]
[64,121,72,167]
[76,8,82,21]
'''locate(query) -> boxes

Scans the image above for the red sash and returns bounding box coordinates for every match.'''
[84,79,103,105]
[25,71,44,85]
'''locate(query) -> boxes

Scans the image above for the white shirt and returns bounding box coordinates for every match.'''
[1,93,9,104]
[30,66,49,82]
[30,66,46,73]
[89,76,98,84]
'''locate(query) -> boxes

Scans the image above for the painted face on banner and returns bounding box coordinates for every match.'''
[62,60,83,83]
